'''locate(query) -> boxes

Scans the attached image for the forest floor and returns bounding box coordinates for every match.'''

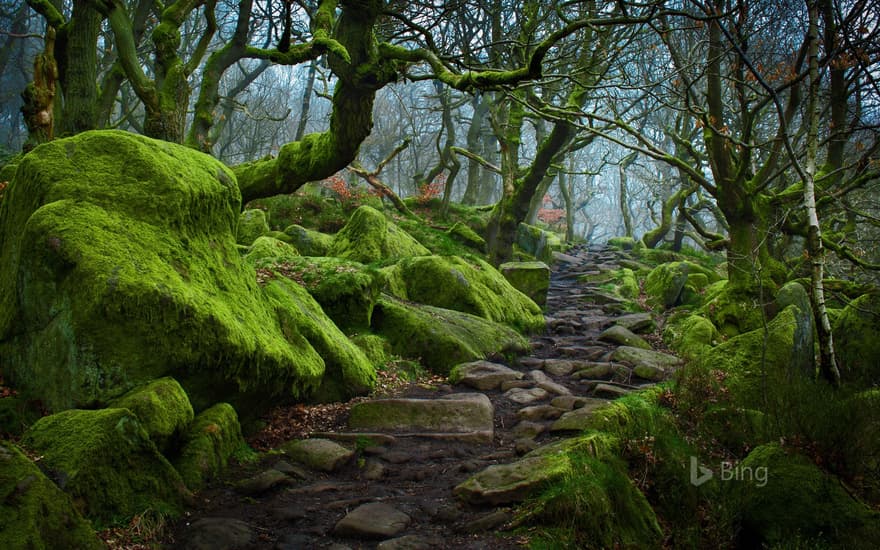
[156,244,671,550]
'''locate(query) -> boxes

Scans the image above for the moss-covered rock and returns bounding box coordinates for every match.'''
[0,440,104,550]
[173,403,246,491]
[499,261,550,306]
[728,443,880,549]
[0,130,367,415]
[262,278,375,403]
[446,221,487,252]
[329,205,430,264]
[22,408,189,525]
[384,256,544,333]
[350,334,391,367]
[236,208,270,246]
[108,377,194,453]
[663,313,720,359]
[371,295,529,374]
[516,223,563,263]
[833,293,880,386]
[698,306,813,410]
[699,282,768,337]
[244,236,300,267]
[265,256,384,332]
[607,236,636,250]
[283,224,334,256]
[645,262,690,309]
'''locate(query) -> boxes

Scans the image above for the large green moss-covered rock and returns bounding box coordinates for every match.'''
[244,236,300,267]
[698,306,812,410]
[173,403,246,491]
[262,278,375,403]
[728,443,880,549]
[384,255,544,333]
[663,313,720,359]
[699,282,768,337]
[0,441,103,550]
[236,208,270,246]
[283,224,334,256]
[447,221,487,252]
[22,408,189,525]
[265,256,385,332]
[329,205,430,264]
[516,223,563,263]
[371,295,529,374]
[833,293,880,386]
[0,130,370,414]
[645,262,690,309]
[499,261,550,306]
[108,377,194,453]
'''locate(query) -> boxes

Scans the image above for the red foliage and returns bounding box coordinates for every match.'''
[0,181,7,201]
[417,173,445,205]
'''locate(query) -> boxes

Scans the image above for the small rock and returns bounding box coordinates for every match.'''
[633,363,666,381]
[550,399,612,431]
[500,379,533,391]
[571,363,614,380]
[377,535,443,550]
[333,503,411,539]
[612,346,683,371]
[540,359,578,376]
[362,459,386,480]
[274,533,315,550]
[550,395,594,410]
[454,456,564,505]
[450,361,524,391]
[512,421,547,439]
[282,438,355,473]
[516,405,565,421]
[599,325,652,350]
[504,387,550,405]
[593,383,632,398]
[271,460,309,479]
[235,469,291,495]
[614,312,656,333]
[184,518,255,550]
[458,509,513,533]
[515,438,540,455]
[518,357,545,369]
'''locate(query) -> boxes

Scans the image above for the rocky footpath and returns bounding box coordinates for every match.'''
[169,244,682,549]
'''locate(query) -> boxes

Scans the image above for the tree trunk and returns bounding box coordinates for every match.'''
[57,0,101,135]
[461,95,489,205]
[295,60,319,141]
[21,27,58,150]
[618,152,636,237]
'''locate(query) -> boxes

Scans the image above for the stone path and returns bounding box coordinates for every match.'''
[169,244,682,549]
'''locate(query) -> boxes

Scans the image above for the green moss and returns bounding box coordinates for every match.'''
[446,221,487,252]
[0,441,103,550]
[108,377,194,453]
[283,224,334,256]
[833,293,880,386]
[248,189,348,233]
[263,277,375,402]
[371,295,529,374]
[0,131,355,415]
[383,255,544,333]
[244,236,301,267]
[329,205,430,264]
[236,208,270,246]
[350,334,391,367]
[645,262,690,309]
[728,443,880,549]
[172,403,246,491]
[516,223,563,263]
[607,236,636,250]
[699,282,768,337]
[22,408,189,526]
[663,313,720,359]
[499,261,551,306]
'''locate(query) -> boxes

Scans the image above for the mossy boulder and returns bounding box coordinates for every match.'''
[833,293,880,386]
[264,256,384,332]
[350,334,391,367]
[0,441,103,550]
[607,236,636,250]
[499,261,550,306]
[728,443,880,549]
[371,295,529,374]
[108,377,194,453]
[699,282,768,337]
[236,208,270,246]
[446,221,487,252]
[384,255,544,333]
[698,306,813,410]
[22,407,189,525]
[329,205,430,264]
[283,224,334,256]
[0,130,370,414]
[645,262,690,309]
[244,236,300,267]
[663,313,720,359]
[262,278,375,403]
[173,403,246,491]
[516,223,563,263]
